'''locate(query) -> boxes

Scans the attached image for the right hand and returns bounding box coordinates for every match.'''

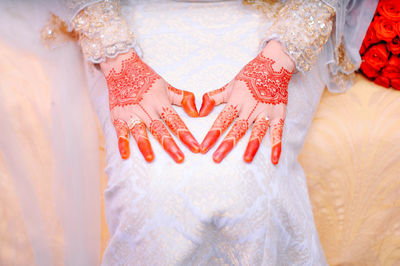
[100,49,200,163]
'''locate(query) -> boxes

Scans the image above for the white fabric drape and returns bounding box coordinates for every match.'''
[0,1,101,265]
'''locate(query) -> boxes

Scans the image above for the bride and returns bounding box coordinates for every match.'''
[0,0,377,265]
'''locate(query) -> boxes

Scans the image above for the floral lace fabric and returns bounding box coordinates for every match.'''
[83,1,331,264]
[261,0,335,72]
[70,0,136,63]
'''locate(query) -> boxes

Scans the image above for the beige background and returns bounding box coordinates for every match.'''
[1,40,400,265]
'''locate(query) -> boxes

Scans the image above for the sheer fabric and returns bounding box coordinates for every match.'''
[0,1,101,265]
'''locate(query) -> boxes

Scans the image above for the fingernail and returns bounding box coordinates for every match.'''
[199,94,215,117]
[243,140,260,163]
[200,131,220,154]
[118,137,130,160]
[182,92,199,117]
[271,143,281,165]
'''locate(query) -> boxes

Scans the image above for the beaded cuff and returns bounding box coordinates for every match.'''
[71,0,135,63]
[263,0,335,72]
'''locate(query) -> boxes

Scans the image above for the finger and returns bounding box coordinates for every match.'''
[269,118,285,165]
[128,118,154,162]
[113,119,130,160]
[243,115,269,163]
[160,106,200,153]
[149,119,185,163]
[213,119,249,163]
[167,85,198,117]
[200,104,239,154]
[199,83,231,117]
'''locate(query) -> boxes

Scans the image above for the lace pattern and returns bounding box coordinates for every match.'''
[71,0,135,63]
[262,0,335,72]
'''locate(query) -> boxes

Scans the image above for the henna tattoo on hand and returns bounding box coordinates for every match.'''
[160,107,189,136]
[106,52,160,109]
[249,117,269,144]
[271,118,284,146]
[210,105,239,134]
[236,54,291,105]
[224,119,249,146]
[160,107,200,153]
[243,117,269,163]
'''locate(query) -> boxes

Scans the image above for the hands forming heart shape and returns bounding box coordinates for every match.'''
[100,40,294,165]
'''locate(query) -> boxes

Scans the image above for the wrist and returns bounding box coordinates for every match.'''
[262,40,295,72]
[100,49,137,76]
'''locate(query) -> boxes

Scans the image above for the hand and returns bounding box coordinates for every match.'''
[100,50,200,163]
[199,40,294,164]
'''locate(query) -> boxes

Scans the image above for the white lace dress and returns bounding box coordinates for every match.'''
[79,1,335,264]
[47,0,379,263]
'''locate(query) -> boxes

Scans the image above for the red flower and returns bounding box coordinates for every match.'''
[360,61,379,78]
[397,22,400,35]
[360,43,367,55]
[379,56,400,88]
[363,43,389,71]
[377,0,400,21]
[388,37,400,54]
[373,16,397,42]
[374,76,390,87]
[382,56,400,78]
[362,26,381,48]
[392,79,400,90]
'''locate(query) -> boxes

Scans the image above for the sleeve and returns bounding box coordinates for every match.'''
[325,0,379,92]
[69,0,137,63]
[261,0,336,73]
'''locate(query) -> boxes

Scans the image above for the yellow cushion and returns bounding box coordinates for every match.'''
[299,75,400,265]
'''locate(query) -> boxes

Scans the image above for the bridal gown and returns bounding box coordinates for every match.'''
[83,1,331,265]
[0,0,377,264]
[41,0,373,264]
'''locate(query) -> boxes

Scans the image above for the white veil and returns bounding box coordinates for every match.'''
[0,0,376,265]
[0,1,101,265]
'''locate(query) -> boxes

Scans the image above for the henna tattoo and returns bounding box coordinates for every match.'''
[247,102,259,121]
[224,119,249,145]
[243,117,270,163]
[271,118,284,145]
[200,105,239,153]
[150,119,185,163]
[130,122,149,142]
[160,107,189,137]
[213,118,249,163]
[236,54,292,105]
[210,105,239,134]
[106,52,161,109]
[208,85,226,96]
[167,84,183,96]
[113,119,129,139]
[249,117,269,144]
[149,120,172,147]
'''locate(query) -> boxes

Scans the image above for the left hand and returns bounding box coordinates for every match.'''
[199,40,295,164]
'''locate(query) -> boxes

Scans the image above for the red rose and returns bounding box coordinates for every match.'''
[382,55,400,76]
[360,43,367,55]
[362,26,380,48]
[374,76,390,88]
[397,22,400,35]
[379,56,400,88]
[377,0,400,21]
[363,44,389,71]
[360,61,379,78]
[392,79,400,90]
[373,16,397,42]
[388,37,400,54]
